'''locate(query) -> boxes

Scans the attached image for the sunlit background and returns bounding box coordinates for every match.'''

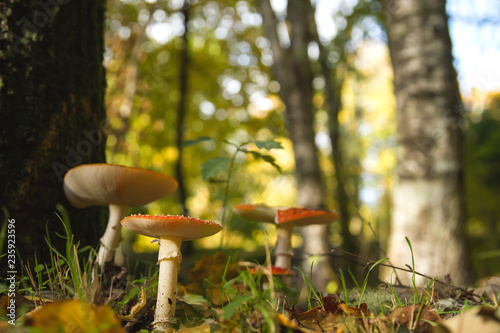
[103,0,500,278]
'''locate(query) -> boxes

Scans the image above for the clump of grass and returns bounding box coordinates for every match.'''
[298,262,325,310]
[358,257,389,307]
[3,204,492,333]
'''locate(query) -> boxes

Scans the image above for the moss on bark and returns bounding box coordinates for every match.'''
[0,0,107,267]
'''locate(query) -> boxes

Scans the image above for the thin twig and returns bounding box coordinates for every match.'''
[263,233,276,308]
[54,255,66,298]
[44,262,55,301]
[313,318,325,332]
[25,263,44,307]
[286,307,314,331]
[331,247,476,294]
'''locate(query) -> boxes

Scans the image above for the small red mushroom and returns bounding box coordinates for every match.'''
[274,207,340,269]
[233,204,340,270]
[249,265,295,289]
[249,266,295,276]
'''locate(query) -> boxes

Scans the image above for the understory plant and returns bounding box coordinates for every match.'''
[182,137,283,225]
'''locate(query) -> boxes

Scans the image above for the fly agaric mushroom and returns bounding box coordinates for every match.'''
[249,265,295,276]
[120,214,222,330]
[249,265,295,290]
[274,207,340,269]
[233,204,339,270]
[63,164,178,267]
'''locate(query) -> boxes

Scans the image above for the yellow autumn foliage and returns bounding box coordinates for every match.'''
[26,300,124,333]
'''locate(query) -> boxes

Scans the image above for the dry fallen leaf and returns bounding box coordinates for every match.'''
[276,313,316,332]
[338,302,370,317]
[292,306,341,331]
[288,296,373,332]
[1,293,37,317]
[25,300,124,332]
[117,287,147,320]
[164,319,217,333]
[435,306,500,333]
[473,276,500,303]
[387,304,440,333]
[185,252,239,295]
[208,283,247,306]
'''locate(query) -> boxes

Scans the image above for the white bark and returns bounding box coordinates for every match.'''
[301,224,335,289]
[382,0,472,286]
[386,180,465,285]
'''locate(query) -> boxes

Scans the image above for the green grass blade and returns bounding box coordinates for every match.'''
[405,237,420,304]
[358,257,389,307]
[339,269,348,304]
[348,267,359,289]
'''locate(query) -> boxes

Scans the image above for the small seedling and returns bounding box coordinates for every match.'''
[183,137,283,228]
[405,237,420,304]
[297,262,325,310]
[386,271,403,308]
[358,257,389,307]
[348,267,360,289]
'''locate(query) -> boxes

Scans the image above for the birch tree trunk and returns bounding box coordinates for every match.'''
[382,0,473,285]
[258,0,336,291]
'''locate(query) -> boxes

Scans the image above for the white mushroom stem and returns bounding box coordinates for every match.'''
[153,236,183,331]
[114,244,125,266]
[273,223,295,269]
[97,204,129,267]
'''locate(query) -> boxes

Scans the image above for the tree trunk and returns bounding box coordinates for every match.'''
[0,0,107,268]
[175,2,190,218]
[382,0,473,285]
[315,38,355,273]
[258,0,335,291]
[321,62,358,272]
[176,3,195,257]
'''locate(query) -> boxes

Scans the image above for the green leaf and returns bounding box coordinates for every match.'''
[183,294,208,305]
[259,155,282,172]
[249,151,282,173]
[181,136,213,148]
[223,294,253,319]
[201,157,231,181]
[253,139,283,150]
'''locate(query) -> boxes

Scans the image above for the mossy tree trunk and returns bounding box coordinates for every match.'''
[0,0,107,267]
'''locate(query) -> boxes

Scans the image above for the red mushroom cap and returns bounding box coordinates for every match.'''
[276,207,340,226]
[121,214,222,241]
[249,266,295,276]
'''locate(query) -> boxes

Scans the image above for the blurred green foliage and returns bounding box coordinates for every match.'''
[102,0,499,280]
[465,92,500,277]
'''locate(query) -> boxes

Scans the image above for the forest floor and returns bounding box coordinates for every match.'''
[1,249,500,333]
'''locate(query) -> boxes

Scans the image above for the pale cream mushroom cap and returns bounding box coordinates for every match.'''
[232,203,279,223]
[63,164,178,208]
